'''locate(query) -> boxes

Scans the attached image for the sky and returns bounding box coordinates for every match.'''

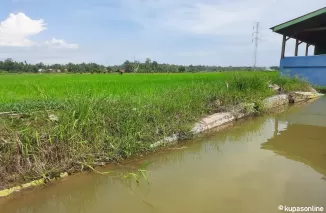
[0,0,325,66]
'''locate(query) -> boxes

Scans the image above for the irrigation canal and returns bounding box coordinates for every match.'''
[1,97,326,213]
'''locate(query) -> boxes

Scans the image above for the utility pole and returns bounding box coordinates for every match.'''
[252,22,260,70]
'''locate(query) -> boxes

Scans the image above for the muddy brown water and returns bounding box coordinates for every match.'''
[1,97,326,213]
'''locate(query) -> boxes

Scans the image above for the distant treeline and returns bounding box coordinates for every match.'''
[0,58,280,73]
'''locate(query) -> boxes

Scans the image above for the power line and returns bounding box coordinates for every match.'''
[252,22,260,70]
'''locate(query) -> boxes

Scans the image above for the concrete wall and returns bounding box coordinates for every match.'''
[280,55,326,86]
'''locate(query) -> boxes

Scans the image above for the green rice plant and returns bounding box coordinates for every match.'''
[0,71,312,187]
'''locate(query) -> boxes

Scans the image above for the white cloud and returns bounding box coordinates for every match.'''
[0,13,46,47]
[0,13,79,50]
[45,38,79,49]
[1,1,325,66]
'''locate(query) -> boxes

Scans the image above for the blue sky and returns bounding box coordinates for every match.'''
[0,0,325,66]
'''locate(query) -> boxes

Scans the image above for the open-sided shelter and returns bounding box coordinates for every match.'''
[271,7,326,86]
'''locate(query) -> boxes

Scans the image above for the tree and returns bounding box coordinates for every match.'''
[67,63,77,73]
[178,66,186,73]
[106,66,113,73]
[152,61,158,72]
[3,58,15,71]
[189,65,197,72]
[270,66,280,71]
[144,58,152,73]
[145,58,151,64]
[0,58,270,74]
[35,62,46,70]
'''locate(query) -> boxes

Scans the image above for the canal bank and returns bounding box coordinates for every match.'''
[150,91,324,148]
[1,96,326,213]
[0,88,324,198]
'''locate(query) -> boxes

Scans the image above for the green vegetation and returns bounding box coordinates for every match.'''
[0,72,310,188]
[0,58,277,73]
[272,76,311,92]
[315,86,326,93]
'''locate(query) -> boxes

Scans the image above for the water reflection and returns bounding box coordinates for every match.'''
[262,122,326,177]
[262,97,326,177]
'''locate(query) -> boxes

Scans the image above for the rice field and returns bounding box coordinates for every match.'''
[0,72,273,104]
[0,71,310,187]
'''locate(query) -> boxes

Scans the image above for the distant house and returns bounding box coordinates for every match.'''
[119,69,125,75]
[37,68,62,73]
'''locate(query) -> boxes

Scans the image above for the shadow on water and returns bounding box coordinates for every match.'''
[262,97,326,178]
[1,97,326,213]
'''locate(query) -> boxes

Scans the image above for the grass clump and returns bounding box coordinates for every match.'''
[315,86,326,94]
[272,75,311,92]
[0,71,312,188]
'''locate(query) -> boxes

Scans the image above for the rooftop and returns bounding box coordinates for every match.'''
[271,7,326,45]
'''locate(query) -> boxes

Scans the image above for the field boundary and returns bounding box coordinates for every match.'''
[150,92,324,148]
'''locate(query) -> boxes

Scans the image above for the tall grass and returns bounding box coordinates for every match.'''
[0,72,310,187]
[272,75,311,92]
